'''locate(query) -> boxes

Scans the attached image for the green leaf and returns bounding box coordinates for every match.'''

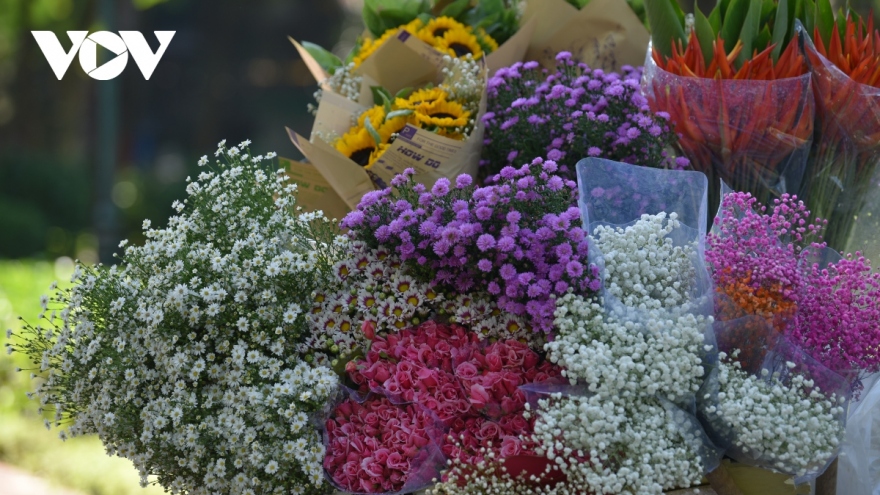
[300,41,343,75]
[694,8,716,67]
[363,5,384,37]
[721,0,749,54]
[835,7,847,47]
[815,0,834,47]
[345,38,364,65]
[771,0,790,61]
[364,116,383,146]
[803,0,816,34]
[645,0,687,58]
[737,0,763,65]
[386,109,415,119]
[719,0,732,20]
[755,24,772,52]
[708,3,723,34]
[440,0,470,19]
[761,0,776,23]
[370,86,393,107]
[395,87,414,99]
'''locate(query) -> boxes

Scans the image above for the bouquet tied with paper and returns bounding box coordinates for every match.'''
[288,32,487,209]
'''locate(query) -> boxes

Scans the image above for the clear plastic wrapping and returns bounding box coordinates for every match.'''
[799,23,880,252]
[642,44,815,221]
[698,317,851,483]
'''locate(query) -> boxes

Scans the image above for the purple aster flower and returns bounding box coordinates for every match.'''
[432,178,450,197]
[497,236,516,252]
[499,263,517,280]
[476,234,496,252]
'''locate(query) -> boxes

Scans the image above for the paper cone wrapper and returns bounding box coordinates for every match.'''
[524,0,649,72]
[485,16,538,74]
[280,157,351,221]
[291,14,538,92]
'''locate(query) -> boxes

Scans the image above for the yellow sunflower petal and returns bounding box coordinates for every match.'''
[357,106,387,129]
[414,99,470,129]
[435,27,484,60]
[335,129,380,167]
[476,27,499,53]
[394,87,448,110]
[420,16,469,41]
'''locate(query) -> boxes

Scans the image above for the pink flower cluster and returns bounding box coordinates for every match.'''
[324,397,439,493]
[708,191,880,378]
[348,321,480,425]
[339,321,561,483]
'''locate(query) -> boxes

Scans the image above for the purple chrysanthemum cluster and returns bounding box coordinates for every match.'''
[480,51,686,182]
[341,158,601,333]
[708,191,880,378]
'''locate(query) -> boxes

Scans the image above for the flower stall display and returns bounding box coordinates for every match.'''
[289,52,486,210]
[480,52,685,183]
[644,0,814,220]
[801,9,880,251]
[6,142,350,494]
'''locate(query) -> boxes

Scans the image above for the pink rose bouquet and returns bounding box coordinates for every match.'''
[324,397,445,494]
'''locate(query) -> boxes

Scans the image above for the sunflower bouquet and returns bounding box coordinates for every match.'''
[289,53,486,210]
[801,8,880,251]
[293,0,532,103]
[644,0,815,220]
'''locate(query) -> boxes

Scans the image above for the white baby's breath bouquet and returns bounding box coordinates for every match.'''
[7,140,349,495]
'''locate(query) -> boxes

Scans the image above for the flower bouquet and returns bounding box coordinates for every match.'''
[6,141,351,494]
[644,0,814,220]
[479,51,685,183]
[801,8,880,251]
[292,0,537,102]
[288,51,486,209]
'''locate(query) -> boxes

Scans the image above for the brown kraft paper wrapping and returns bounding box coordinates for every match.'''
[290,14,538,91]
[280,157,351,221]
[524,0,649,72]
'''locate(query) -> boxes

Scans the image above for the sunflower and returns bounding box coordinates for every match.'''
[435,27,484,60]
[352,19,426,68]
[420,17,467,43]
[335,128,381,167]
[414,99,471,128]
[357,106,386,129]
[394,87,448,110]
[378,113,420,141]
[475,27,499,53]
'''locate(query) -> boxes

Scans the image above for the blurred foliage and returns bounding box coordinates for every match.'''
[0,260,165,495]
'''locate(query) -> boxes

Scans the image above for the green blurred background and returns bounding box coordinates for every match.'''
[0,0,875,493]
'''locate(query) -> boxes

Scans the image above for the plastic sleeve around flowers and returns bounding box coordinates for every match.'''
[322,386,448,495]
[698,317,852,483]
[797,21,880,252]
[575,157,714,316]
[641,42,815,215]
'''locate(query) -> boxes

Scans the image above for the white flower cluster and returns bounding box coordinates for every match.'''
[318,63,363,104]
[702,351,846,477]
[438,54,486,138]
[592,212,696,311]
[530,392,704,494]
[310,241,539,350]
[537,213,711,494]
[10,140,348,495]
